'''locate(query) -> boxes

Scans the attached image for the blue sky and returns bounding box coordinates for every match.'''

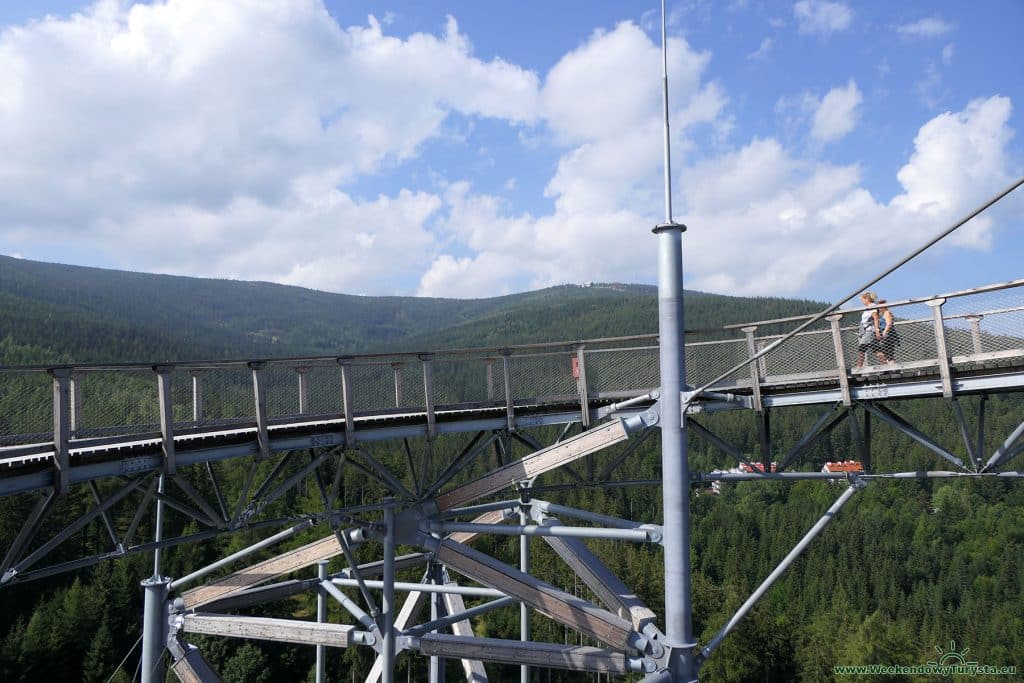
[0,0,1021,303]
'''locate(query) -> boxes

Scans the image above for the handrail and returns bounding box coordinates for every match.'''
[2,278,1020,375]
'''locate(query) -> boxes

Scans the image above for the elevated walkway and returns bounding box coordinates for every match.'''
[1,279,1023,496]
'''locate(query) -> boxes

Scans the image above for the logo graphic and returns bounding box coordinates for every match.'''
[928,640,977,671]
[833,639,1017,677]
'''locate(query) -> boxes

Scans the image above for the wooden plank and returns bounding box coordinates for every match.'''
[542,532,656,630]
[365,588,430,683]
[169,639,222,683]
[182,535,342,609]
[182,613,356,647]
[436,539,636,650]
[418,634,630,675]
[436,421,628,511]
[442,586,489,683]
[185,509,507,611]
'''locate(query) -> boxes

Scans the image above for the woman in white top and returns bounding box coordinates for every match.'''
[854,291,881,369]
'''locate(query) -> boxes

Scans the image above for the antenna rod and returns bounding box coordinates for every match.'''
[661,0,674,223]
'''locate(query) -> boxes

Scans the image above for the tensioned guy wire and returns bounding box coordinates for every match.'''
[682,175,1024,409]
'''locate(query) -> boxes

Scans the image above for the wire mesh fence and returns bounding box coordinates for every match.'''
[509,351,577,401]
[433,355,501,406]
[0,371,52,446]
[1,281,1023,448]
[586,346,659,394]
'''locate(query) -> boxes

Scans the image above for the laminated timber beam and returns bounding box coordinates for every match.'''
[442,585,489,682]
[365,588,430,683]
[181,535,345,609]
[541,525,658,632]
[418,634,640,675]
[168,637,222,683]
[197,553,429,613]
[434,538,642,651]
[435,420,629,511]
[180,613,369,648]
[184,509,509,611]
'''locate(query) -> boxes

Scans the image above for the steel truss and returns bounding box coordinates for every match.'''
[0,375,1021,682]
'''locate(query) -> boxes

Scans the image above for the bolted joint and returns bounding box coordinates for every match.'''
[627,657,659,674]
[641,524,664,544]
[641,622,667,658]
[623,405,660,434]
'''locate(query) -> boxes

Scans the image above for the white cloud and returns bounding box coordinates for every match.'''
[897,17,955,39]
[913,62,946,109]
[775,80,862,144]
[811,80,862,143]
[425,91,1017,298]
[418,22,726,297]
[892,96,1014,233]
[0,3,1018,305]
[793,0,853,36]
[748,37,774,61]
[942,43,955,66]
[0,0,540,293]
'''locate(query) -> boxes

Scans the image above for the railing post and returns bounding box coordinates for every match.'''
[249,362,271,459]
[49,368,72,495]
[573,344,591,428]
[827,314,852,406]
[154,366,176,475]
[966,315,984,354]
[391,363,404,408]
[927,298,954,398]
[742,326,763,413]
[486,358,496,401]
[502,350,516,433]
[297,367,310,415]
[190,370,203,422]
[339,359,356,449]
[421,354,436,439]
[69,371,83,438]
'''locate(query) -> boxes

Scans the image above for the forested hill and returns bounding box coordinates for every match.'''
[0,254,824,364]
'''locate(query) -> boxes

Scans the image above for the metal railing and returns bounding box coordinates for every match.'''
[1,279,1023,451]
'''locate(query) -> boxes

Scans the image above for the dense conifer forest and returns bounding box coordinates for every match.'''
[0,256,1020,681]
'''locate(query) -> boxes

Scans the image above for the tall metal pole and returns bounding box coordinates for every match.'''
[654,0,698,680]
[141,474,168,683]
[519,501,531,683]
[316,560,329,683]
[382,498,397,683]
[428,562,445,683]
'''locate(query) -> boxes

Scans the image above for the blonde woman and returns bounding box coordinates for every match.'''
[854,291,881,369]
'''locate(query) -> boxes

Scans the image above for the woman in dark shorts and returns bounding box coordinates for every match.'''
[876,300,897,363]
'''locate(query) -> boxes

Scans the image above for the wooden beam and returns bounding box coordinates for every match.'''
[418,634,632,675]
[168,638,222,683]
[436,421,628,511]
[542,531,656,631]
[183,509,507,610]
[182,535,342,609]
[182,613,358,648]
[435,539,637,650]
[365,588,430,683]
[442,585,489,682]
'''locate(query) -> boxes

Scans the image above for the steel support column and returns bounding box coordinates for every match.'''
[141,474,168,683]
[316,560,328,683]
[654,0,696,673]
[382,498,396,683]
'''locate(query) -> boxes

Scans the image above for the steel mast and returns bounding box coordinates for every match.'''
[653,0,698,679]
